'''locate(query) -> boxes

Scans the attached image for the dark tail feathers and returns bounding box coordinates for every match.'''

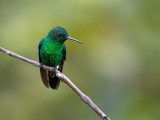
[49,73,60,90]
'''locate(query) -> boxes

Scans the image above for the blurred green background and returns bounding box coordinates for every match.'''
[0,0,160,120]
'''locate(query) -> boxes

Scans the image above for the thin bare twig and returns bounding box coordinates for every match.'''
[0,47,110,120]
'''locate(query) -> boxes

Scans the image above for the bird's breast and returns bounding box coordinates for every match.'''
[40,43,63,67]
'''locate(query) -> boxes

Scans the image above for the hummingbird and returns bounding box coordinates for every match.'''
[38,26,83,89]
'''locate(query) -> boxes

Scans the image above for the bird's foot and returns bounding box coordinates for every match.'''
[39,62,44,68]
[52,65,59,72]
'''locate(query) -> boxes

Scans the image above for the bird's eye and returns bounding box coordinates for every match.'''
[57,33,62,37]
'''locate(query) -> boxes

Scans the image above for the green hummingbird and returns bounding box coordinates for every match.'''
[38,26,83,89]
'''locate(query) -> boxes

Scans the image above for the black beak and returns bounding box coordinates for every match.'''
[66,36,83,44]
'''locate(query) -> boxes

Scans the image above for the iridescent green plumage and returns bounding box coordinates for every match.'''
[39,35,66,67]
[38,26,83,89]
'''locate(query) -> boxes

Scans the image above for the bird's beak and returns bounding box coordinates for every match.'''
[66,36,83,44]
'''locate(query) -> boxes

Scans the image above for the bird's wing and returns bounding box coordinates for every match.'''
[38,39,49,88]
[58,44,66,72]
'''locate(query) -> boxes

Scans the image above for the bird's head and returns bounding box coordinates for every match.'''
[48,26,83,44]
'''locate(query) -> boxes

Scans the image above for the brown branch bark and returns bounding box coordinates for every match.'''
[0,47,110,120]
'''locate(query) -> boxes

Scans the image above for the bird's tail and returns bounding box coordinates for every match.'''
[48,72,60,90]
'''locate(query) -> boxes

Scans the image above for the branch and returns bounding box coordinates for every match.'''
[0,47,110,120]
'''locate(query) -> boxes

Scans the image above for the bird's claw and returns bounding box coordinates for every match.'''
[40,62,44,68]
[52,65,59,72]
[52,67,57,72]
